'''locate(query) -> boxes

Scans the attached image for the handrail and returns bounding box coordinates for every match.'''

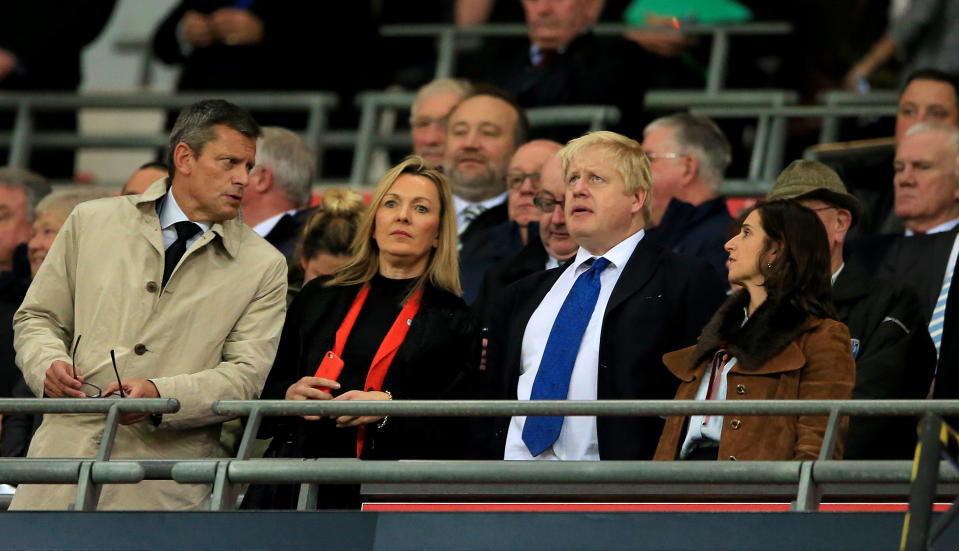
[0,397,180,414]
[379,22,792,92]
[689,104,897,182]
[211,398,959,417]
[0,92,338,176]
[0,398,180,510]
[349,90,620,185]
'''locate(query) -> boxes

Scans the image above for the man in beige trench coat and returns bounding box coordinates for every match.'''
[9,99,287,510]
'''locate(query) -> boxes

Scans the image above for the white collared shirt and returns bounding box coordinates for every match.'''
[453,192,508,234]
[505,229,645,461]
[679,309,748,458]
[831,263,845,286]
[251,209,297,238]
[158,188,211,250]
[680,355,739,458]
[905,217,959,236]
[545,256,562,270]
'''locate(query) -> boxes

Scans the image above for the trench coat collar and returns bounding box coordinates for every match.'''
[136,177,244,258]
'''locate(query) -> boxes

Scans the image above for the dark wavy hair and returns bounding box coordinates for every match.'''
[752,200,837,320]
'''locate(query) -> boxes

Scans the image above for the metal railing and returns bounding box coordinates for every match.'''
[690,104,898,182]
[4,397,958,535]
[0,91,338,175]
[0,398,179,510]
[348,89,620,185]
[380,22,793,93]
[202,399,959,518]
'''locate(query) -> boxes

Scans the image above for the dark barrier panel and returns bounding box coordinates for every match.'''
[1,511,958,551]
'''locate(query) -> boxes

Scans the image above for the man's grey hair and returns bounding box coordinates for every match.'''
[166,99,261,180]
[0,167,51,221]
[36,186,114,221]
[411,78,473,121]
[644,113,732,192]
[255,127,316,208]
[905,121,959,154]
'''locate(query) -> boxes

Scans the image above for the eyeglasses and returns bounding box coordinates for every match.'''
[71,335,125,398]
[533,193,564,213]
[507,172,541,190]
[410,116,447,130]
[808,205,838,213]
[645,152,686,161]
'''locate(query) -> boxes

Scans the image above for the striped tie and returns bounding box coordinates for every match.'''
[459,204,487,234]
[930,268,952,359]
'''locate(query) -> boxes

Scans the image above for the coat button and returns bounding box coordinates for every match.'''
[728,456,737,461]
[736,384,746,395]
[134,343,148,355]
[145,281,158,293]
[730,419,742,429]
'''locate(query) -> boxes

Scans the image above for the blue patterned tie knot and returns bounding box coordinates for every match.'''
[523,256,611,456]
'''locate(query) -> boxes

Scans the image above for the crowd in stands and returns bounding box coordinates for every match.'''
[0,0,958,512]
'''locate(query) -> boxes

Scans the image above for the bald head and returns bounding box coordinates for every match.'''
[122,164,168,195]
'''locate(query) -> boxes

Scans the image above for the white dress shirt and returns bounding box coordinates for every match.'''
[680,355,739,458]
[505,230,645,460]
[158,188,211,250]
[905,217,959,236]
[251,209,298,238]
[453,192,508,234]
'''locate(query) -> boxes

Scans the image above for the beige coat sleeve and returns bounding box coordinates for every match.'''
[149,253,287,429]
[13,209,81,396]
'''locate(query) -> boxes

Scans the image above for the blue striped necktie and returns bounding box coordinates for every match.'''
[523,257,611,456]
[930,263,954,360]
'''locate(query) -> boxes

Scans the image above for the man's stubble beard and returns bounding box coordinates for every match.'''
[448,167,507,202]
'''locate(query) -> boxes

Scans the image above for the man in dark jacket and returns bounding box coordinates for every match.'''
[241,127,316,261]
[481,131,726,461]
[768,160,936,459]
[642,113,735,279]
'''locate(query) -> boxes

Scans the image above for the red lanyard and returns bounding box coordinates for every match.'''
[703,348,729,423]
[328,283,423,457]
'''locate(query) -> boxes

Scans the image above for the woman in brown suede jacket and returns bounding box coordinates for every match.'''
[654,201,856,461]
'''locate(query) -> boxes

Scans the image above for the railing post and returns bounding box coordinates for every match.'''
[748,114,770,181]
[705,28,729,94]
[73,402,122,511]
[8,99,33,168]
[434,28,456,79]
[791,461,819,512]
[304,96,329,180]
[902,413,945,551]
[297,482,320,510]
[350,94,379,186]
[818,408,842,461]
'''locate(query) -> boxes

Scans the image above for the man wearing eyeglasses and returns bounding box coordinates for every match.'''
[9,99,287,510]
[641,113,735,279]
[473,149,576,325]
[460,139,562,304]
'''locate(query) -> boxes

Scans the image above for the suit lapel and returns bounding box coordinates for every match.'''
[605,237,662,315]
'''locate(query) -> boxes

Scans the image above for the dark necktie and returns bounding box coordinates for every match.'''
[535,48,558,69]
[523,256,611,456]
[162,221,201,287]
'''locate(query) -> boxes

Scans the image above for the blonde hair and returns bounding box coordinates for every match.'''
[35,186,114,221]
[560,131,653,224]
[295,187,365,263]
[327,156,461,299]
